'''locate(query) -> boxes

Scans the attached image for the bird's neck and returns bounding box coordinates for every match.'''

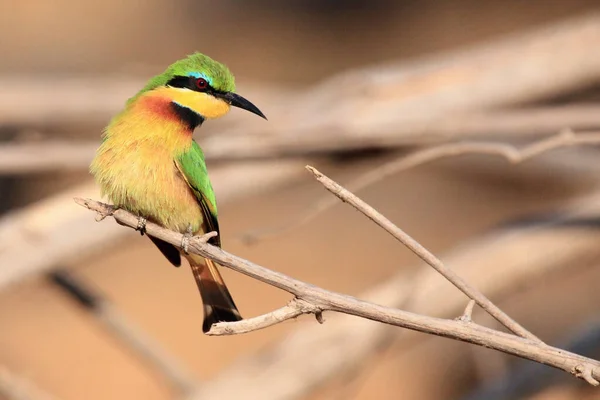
[103,90,203,150]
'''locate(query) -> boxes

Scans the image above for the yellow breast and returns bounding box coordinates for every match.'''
[90,93,204,233]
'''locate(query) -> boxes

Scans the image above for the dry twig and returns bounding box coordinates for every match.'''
[75,189,600,385]
[242,129,600,242]
[305,165,539,341]
[458,300,477,323]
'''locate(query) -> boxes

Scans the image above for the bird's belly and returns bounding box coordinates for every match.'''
[94,149,203,233]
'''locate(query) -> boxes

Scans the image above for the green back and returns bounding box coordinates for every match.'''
[176,141,220,246]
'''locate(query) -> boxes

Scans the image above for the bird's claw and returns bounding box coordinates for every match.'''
[181,224,194,254]
[136,216,147,236]
[198,231,218,244]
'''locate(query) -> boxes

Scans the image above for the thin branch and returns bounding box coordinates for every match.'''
[198,194,600,400]
[241,129,600,243]
[306,165,540,342]
[76,197,600,386]
[206,298,318,335]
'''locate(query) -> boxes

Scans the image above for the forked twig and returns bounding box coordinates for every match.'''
[458,300,477,323]
[306,166,540,342]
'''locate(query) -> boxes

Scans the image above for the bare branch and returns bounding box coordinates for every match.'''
[202,13,600,160]
[4,13,600,174]
[206,298,318,335]
[306,165,540,341]
[242,130,600,243]
[199,193,600,400]
[76,197,600,385]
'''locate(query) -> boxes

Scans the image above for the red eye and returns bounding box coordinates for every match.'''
[195,78,208,90]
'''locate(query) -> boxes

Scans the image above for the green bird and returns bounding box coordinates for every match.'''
[90,52,266,332]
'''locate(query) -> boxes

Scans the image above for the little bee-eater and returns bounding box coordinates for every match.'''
[90,52,266,332]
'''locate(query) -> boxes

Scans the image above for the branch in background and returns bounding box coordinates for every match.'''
[241,130,600,243]
[204,105,600,161]
[202,13,600,160]
[48,270,199,396]
[0,366,57,400]
[75,187,600,386]
[3,13,600,172]
[3,106,600,175]
[0,141,99,175]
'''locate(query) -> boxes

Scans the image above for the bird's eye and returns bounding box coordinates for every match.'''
[195,78,209,90]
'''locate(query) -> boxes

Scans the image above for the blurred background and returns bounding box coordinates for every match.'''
[2,1,600,399]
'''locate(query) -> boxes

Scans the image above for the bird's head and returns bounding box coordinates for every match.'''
[130,52,266,122]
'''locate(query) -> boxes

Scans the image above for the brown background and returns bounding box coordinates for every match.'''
[2,1,600,399]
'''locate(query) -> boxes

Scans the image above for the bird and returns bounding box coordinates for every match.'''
[89,52,266,332]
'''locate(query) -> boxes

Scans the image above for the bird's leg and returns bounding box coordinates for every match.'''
[181,224,194,254]
[135,216,147,236]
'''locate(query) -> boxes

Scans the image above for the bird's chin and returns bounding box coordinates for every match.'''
[190,95,231,120]
[161,87,232,119]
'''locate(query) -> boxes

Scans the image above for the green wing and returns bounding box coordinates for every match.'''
[176,141,221,247]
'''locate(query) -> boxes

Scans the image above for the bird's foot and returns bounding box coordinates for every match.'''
[181,228,218,255]
[136,216,147,236]
[197,231,218,243]
[181,224,194,254]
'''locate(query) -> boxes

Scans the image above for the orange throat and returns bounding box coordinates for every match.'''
[89,92,203,232]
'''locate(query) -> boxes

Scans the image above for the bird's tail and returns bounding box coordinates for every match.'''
[186,254,242,332]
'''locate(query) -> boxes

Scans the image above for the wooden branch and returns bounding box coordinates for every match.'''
[306,165,539,342]
[207,298,319,335]
[0,160,305,291]
[76,196,600,386]
[199,191,600,400]
[242,129,600,242]
[458,300,477,323]
[461,320,600,400]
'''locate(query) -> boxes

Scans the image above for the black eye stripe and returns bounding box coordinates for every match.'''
[166,75,218,94]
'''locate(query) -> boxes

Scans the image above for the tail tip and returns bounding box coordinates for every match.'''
[202,306,243,333]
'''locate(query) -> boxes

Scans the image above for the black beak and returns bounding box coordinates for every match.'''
[216,92,267,120]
